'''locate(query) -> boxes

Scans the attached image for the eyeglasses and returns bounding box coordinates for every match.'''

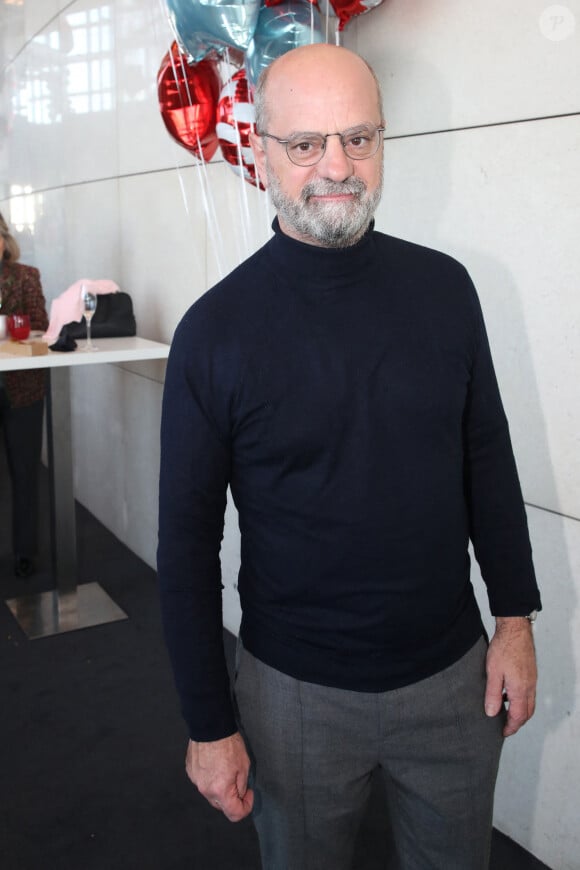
[259,124,386,167]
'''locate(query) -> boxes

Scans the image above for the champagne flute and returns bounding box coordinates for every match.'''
[81,286,98,351]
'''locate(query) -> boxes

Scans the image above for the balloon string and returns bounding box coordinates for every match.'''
[224,47,252,260]
[175,117,226,280]
[160,0,181,50]
[234,132,252,261]
[165,27,226,278]
[175,153,224,283]
[197,156,226,280]
[158,0,226,277]
[171,47,223,271]
[175,167,191,219]
[156,2,199,257]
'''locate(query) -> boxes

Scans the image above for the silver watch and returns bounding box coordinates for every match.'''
[526,610,538,624]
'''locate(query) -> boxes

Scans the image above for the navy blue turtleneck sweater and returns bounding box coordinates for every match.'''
[158,220,540,741]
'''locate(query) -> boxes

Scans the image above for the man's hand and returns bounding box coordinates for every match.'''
[485,616,538,737]
[185,732,254,822]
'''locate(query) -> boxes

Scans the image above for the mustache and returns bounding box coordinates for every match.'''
[301,177,367,202]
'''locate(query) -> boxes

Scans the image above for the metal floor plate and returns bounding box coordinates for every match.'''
[5,581,128,639]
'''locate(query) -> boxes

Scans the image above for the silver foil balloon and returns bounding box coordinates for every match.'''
[245,0,325,89]
[166,0,261,62]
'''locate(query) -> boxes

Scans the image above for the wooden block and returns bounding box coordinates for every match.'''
[0,339,49,356]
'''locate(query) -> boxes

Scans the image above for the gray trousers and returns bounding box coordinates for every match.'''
[234,636,504,870]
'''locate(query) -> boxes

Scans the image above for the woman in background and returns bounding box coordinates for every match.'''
[0,212,49,577]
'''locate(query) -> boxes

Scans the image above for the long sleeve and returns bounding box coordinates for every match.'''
[157,306,237,741]
[23,265,49,331]
[2,263,49,407]
[462,277,541,615]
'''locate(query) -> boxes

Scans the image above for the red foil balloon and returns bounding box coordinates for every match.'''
[329,0,384,31]
[157,43,220,162]
[216,69,265,189]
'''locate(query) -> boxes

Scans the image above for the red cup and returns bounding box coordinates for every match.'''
[8,314,31,341]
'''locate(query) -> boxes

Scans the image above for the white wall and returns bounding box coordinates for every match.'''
[1,2,578,867]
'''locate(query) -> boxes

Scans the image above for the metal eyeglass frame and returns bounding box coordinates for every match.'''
[258,125,387,167]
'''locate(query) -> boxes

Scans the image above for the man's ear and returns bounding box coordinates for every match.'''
[249,130,268,189]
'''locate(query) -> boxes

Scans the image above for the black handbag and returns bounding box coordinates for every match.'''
[60,292,137,340]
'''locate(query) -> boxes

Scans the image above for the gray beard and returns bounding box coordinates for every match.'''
[266,165,383,248]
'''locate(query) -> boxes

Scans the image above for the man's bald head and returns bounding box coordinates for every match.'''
[253,44,384,135]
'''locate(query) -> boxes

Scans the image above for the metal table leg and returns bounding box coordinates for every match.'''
[6,367,127,638]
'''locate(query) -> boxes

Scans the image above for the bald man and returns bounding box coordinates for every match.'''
[158,45,540,870]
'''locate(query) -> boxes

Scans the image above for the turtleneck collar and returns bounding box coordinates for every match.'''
[267,216,377,285]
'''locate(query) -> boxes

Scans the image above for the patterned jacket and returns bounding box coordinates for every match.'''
[1,261,49,408]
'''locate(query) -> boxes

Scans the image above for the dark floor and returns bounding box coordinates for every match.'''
[0,448,550,869]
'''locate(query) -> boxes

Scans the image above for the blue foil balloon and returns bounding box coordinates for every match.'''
[245,0,325,88]
[166,0,261,62]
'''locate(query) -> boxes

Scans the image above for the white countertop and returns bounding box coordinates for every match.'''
[0,335,170,372]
